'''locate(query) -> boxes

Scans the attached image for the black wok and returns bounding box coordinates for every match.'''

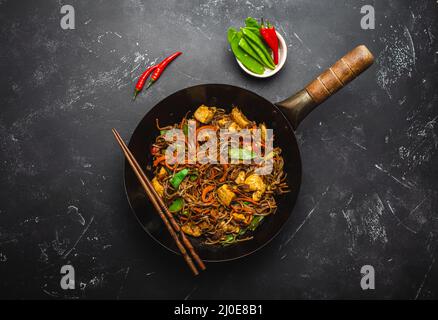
[124,45,374,262]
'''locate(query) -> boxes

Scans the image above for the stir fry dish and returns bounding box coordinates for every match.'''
[149,105,289,245]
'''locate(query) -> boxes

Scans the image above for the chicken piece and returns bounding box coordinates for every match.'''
[217,184,236,206]
[244,174,266,201]
[181,223,202,237]
[221,222,240,234]
[260,123,268,141]
[151,177,164,197]
[252,190,264,202]
[194,105,216,124]
[228,121,240,132]
[232,213,246,223]
[157,167,167,179]
[217,116,231,128]
[235,171,246,184]
[231,107,251,128]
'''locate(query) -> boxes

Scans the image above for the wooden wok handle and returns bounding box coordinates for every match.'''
[275,45,374,129]
[305,45,374,104]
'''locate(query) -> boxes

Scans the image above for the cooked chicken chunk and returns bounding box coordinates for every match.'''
[182,223,202,237]
[157,167,167,179]
[217,116,231,128]
[231,107,251,128]
[228,121,240,132]
[152,177,164,197]
[260,123,268,141]
[220,222,240,234]
[232,213,246,222]
[244,174,266,201]
[194,105,216,124]
[217,184,236,206]
[235,171,246,184]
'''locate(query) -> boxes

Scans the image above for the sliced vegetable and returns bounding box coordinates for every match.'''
[238,37,264,66]
[241,28,275,69]
[201,185,215,203]
[168,198,184,213]
[221,234,236,245]
[229,148,256,160]
[248,215,264,231]
[160,130,168,135]
[182,123,188,135]
[227,28,264,75]
[170,168,189,189]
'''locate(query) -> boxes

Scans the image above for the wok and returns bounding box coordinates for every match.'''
[124,45,374,262]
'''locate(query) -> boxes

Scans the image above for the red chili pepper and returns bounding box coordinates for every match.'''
[146,51,182,89]
[260,19,279,65]
[133,65,158,100]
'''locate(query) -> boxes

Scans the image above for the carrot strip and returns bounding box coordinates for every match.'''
[219,164,229,182]
[201,185,215,203]
[153,155,166,167]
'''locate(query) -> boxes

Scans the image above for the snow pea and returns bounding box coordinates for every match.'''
[241,28,275,69]
[170,168,189,189]
[227,28,264,75]
[237,37,264,66]
[169,198,183,213]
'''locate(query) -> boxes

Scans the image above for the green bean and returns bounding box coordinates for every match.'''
[238,37,264,66]
[241,27,275,69]
[227,28,265,74]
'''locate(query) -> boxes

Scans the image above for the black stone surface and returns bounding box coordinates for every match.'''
[0,0,437,299]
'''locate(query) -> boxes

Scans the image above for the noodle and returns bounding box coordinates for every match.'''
[149,105,290,245]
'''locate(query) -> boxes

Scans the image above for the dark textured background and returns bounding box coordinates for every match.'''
[0,0,437,299]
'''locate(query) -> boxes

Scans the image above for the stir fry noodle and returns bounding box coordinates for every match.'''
[149,105,289,245]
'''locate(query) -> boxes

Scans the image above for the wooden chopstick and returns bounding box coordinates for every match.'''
[112,128,206,275]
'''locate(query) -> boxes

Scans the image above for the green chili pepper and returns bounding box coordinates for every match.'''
[238,37,265,66]
[170,168,189,189]
[169,198,184,213]
[229,147,256,160]
[227,28,265,75]
[241,28,275,69]
[160,130,168,135]
[245,17,261,29]
[248,215,264,231]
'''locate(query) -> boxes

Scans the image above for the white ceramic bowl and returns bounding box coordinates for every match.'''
[236,31,287,78]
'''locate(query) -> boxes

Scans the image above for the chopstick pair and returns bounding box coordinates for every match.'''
[112,128,206,275]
